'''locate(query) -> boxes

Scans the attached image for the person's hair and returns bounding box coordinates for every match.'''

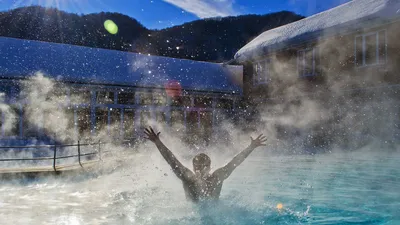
[192,153,211,167]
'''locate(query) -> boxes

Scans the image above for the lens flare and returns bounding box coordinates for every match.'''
[104,20,118,35]
[164,80,182,97]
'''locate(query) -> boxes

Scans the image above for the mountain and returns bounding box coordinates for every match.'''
[136,12,304,62]
[0,6,149,52]
[0,6,304,62]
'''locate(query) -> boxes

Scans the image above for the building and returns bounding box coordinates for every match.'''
[233,0,400,148]
[0,37,243,145]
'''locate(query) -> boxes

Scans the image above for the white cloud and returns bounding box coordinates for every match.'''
[162,0,237,18]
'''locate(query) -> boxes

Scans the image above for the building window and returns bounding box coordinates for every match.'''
[71,89,91,105]
[123,109,135,139]
[140,111,151,128]
[117,91,135,105]
[170,110,184,126]
[253,60,269,85]
[76,108,91,136]
[298,48,319,77]
[186,111,199,135]
[51,87,69,103]
[109,108,121,138]
[95,108,108,133]
[355,30,387,67]
[171,96,191,107]
[97,91,114,104]
[194,97,212,108]
[216,98,233,110]
[138,92,153,105]
[156,111,167,123]
[153,92,167,106]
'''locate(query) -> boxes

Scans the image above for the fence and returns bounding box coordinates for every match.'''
[0,141,107,172]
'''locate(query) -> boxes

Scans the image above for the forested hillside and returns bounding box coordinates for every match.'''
[0,6,304,62]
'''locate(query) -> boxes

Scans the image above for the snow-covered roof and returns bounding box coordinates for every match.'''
[0,37,242,94]
[235,0,400,63]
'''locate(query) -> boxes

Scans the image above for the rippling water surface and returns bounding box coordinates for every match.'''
[0,149,399,225]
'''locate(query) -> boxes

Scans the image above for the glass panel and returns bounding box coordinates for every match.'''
[171,96,191,107]
[200,111,213,143]
[51,86,69,103]
[314,48,320,75]
[139,92,153,105]
[257,63,263,82]
[254,61,269,83]
[156,111,167,123]
[97,91,114,104]
[378,30,386,64]
[153,92,167,106]
[365,34,377,65]
[216,98,233,109]
[109,108,121,138]
[95,108,108,133]
[304,49,313,75]
[194,97,213,108]
[297,50,304,76]
[76,108,91,136]
[171,110,184,126]
[261,61,268,82]
[123,109,135,139]
[355,36,363,66]
[186,111,199,135]
[65,107,75,133]
[140,111,151,129]
[118,91,135,105]
[253,64,258,84]
[71,89,91,104]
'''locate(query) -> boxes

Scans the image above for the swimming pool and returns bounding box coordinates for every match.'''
[0,147,399,225]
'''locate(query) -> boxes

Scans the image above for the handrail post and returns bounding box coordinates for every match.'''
[98,140,102,161]
[78,140,83,168]
[53,143,57,172]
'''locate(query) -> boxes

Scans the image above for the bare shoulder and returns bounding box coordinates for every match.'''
[181,171,196,182]
[210,172,223,181]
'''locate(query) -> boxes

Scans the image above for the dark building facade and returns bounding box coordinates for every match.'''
[233,0,400,149]
[0,37,243,146]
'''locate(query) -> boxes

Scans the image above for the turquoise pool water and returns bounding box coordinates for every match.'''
[0,148,399,224]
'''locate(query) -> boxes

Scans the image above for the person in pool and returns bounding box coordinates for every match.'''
[144,126,267,202]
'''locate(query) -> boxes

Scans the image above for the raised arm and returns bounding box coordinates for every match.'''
[213,134,267,180]
[144,127,193,180]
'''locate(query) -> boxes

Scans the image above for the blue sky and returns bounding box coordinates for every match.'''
[0,0,351,29]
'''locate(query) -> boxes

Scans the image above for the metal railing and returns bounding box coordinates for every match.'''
[0,141,108,172]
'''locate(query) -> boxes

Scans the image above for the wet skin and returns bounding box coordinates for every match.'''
[144,127,267,202]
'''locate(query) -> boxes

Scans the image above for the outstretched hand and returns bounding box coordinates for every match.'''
[250,134,267,148]
[144,127,161,143]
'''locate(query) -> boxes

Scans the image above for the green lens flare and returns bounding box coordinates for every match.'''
[104,20,118,35]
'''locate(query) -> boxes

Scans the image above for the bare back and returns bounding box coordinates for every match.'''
[144,127,267,203]
[181,173,224,202]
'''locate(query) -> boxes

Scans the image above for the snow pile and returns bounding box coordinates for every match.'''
[235,0,400,62]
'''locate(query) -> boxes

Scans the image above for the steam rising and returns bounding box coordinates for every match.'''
[0,20,399,224]
[20,73,74,142]
[0,93,16,135]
